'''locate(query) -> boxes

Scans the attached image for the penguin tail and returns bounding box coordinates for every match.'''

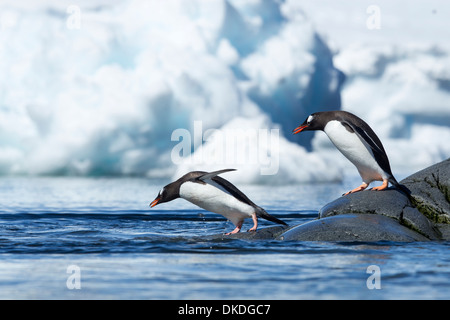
[389,176,412,200]
[255,207,288,226]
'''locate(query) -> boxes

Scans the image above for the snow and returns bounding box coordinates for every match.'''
[0,0,449,183]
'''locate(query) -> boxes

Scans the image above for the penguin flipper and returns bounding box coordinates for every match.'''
[197,169,236,181]
[341,120,394,177]
[195,169,256,207]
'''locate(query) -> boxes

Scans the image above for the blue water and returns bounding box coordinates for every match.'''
[0,177,449,299]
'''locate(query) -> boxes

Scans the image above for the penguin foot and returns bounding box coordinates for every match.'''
[225,227,241,235]
[371,179,389,191]
[225,222,243,235]
[343,183,368,196]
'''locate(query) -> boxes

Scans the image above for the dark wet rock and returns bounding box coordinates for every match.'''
[437,224,450,240]
[401,206,441,240]
[402,158,450,224]
[315,158,450,240]
[319,188,407,220]
[319,188,441,240]
[277,214,429,242]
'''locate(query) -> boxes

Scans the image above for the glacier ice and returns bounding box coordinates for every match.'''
[175,114,342,184]
[0,0,343,182]
[333,43,450,171]
[300,0,450,176]
[0,0,449,184]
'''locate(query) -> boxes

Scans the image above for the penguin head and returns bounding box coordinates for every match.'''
[150,183,180,207]
[293,112,326,134]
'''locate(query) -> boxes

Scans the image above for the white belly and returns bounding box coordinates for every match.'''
[179,181,254,226]
[324,120,385,183]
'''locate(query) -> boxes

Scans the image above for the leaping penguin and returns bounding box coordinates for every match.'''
[150,169,287,234]
[293,110,403,195]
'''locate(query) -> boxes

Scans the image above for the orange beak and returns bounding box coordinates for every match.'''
[150,197,160,208]
[293,124,308,134]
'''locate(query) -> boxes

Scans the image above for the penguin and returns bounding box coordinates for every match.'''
[293,110,403,195]
[150,169,287,234]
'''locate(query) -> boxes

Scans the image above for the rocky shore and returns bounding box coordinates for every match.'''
[216,158,450,242]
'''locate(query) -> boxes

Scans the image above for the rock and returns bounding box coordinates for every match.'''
[436,224,450,240]
[202,159,450,242]
[277,214,429,242]
[402,158,450,224]
[319,188,408,220]
[319,188,441,240]
[401,206,441,240]
[316,158,450,240]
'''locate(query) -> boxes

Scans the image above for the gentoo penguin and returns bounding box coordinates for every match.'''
[293,111,402,195]
[150,169,287,234]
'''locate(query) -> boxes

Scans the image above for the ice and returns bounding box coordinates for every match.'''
[301,0,450,174]
[332,43,450,171]
[174,114,342,184]
[0,0,449,183]
[0,0,342,182]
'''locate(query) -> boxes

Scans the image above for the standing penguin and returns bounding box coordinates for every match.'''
[150,169,287,234]
[293,111,402,195]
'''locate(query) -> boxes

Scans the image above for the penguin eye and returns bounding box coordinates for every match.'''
[307,115,314,124]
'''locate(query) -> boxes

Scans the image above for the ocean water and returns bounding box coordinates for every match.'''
[0,176,449,300]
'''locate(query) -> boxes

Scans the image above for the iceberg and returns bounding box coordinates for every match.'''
[298,0,450,175]
[174,114,342,184]
[332,42,450,172]
[2,0,447,183]
[0,0,344,183]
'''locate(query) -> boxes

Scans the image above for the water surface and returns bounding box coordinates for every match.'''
[0,177,449,299]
